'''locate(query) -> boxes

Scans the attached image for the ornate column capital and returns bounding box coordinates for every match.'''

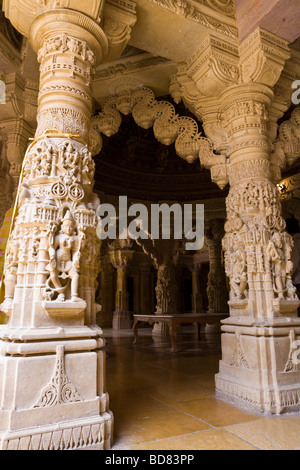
[175,27,290,108]
[172,28,292,185]
[3,0,137,64]
[109,249,134,269]
[108,238,134,269]
[29,9,108,65]
[183,33,239,97]
[2,0,106,38]
[29,13,109,145]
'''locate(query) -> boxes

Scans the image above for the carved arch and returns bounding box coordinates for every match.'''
[90,86,229,189]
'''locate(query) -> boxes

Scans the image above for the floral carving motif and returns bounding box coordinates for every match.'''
[34,345,82,408]
[229,330,253,369]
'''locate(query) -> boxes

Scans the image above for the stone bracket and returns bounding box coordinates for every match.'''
[273,298,300,317]
[42,300,87,319]
[239,28,290,88]
[102,0,137,62]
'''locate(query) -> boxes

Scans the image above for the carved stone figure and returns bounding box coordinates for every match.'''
[0,234,19,313]
[286,275,298,300]
[44,211,86,302]
[267,232,286,299]
[230,239,248,300]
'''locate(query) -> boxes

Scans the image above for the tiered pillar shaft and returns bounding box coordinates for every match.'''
[0,8,113,449]
[109,246,134,329]
[215,84,300,414]
[175,27,300,414]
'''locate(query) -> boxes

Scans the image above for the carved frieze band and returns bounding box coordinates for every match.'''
[216,376,300,411]
[148,0,238,38]
[1,419,110,450]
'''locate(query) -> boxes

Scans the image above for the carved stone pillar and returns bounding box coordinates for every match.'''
[0,136,11,228]
[0,5,114,449]
[205,219,228,314]
[155,262,178,316]
[109,247,134,329]
[98,261,114,328]
[0,116,36,227]
[152,261,178,336]
[191,268,201,313]
[133,270,140,314]
[140,266,152,314]
[215,84,300,413]
[114,265,129,328]
[134,238,181,336]
[186,262,203,314]
[175,28,300,414]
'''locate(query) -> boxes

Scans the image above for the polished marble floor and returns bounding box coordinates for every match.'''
[103,325,300,451]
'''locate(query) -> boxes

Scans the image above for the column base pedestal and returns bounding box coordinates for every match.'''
[215,375,300,415]
[0,325,114,450]
[112,310,133,329]
[215,315,300,415]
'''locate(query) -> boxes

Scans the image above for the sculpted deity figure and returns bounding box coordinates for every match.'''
[286,275,298,300]
[58,141,80,181]
[267,232,286,299]
[230,238,248,300]
[66,37,81,54]
[1,232,19,312]
[82,148,95,184]
[45,211,86,302]
[40,144,53,176]
[284,236,299,301]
